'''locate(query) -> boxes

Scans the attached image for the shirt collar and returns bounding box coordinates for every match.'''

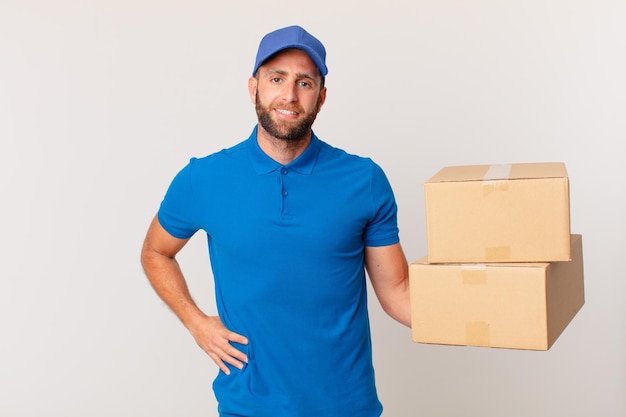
[247,125,321,175]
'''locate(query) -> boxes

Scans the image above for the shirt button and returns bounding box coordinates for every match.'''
[282,190,288,196]
[282,168,288,175]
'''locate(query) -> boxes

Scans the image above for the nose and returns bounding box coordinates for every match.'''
[281,82,298,102]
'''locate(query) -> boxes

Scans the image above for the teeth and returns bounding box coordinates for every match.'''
[277,109,297,115]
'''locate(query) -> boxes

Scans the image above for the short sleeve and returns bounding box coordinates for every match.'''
[363,162,400,247]
[157,158,202,239]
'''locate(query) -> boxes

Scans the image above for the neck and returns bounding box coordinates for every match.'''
[256,126,312,165]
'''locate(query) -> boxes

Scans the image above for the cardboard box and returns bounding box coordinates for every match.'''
[409,234,584,350]
[424,162,571,263]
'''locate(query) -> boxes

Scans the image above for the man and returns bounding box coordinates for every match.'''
[141,25,411,417]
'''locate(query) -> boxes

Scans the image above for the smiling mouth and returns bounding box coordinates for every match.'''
[275,108,299,116]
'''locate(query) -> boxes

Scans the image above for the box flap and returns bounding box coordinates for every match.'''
[411,258,550,268]
[426,162,568,183]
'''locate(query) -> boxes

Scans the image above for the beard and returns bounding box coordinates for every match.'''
[255,90,322,142]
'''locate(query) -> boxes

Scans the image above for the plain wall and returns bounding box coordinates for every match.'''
[1,1,624,416]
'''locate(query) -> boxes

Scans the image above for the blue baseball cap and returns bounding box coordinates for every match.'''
[252,25,328,77]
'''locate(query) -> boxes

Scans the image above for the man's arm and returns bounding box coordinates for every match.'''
[364,243,411,327]
[140,215,248,374]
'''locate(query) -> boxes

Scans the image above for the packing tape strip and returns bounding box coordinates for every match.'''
[483,163,512,196]
[485,246,511,262]
[461,264,487,284]
[483,163,513,181]
[466,321,491,347]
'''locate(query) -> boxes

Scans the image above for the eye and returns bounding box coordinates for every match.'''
[270,77,282,83]
[298,81,311,88]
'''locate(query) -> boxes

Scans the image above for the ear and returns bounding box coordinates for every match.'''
[317,86,327,111]
[248,77,258,104]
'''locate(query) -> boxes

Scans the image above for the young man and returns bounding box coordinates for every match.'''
[141,25,411,417]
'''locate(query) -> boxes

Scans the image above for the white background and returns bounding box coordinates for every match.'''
[1,1,625,416]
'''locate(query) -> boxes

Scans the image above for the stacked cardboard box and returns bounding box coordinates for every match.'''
[410,162,585,350]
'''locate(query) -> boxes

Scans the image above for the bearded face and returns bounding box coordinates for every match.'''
[255,88,323,142]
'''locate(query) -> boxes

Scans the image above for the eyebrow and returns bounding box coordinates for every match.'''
[265,68,318,82]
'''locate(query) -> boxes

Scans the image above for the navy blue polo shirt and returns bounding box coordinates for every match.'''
[158,126,400,417]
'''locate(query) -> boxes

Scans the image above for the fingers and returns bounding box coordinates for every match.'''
[215,333,249,374]
[190,316,249,375]
[209,335,248,375]
[228,331,248,346]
